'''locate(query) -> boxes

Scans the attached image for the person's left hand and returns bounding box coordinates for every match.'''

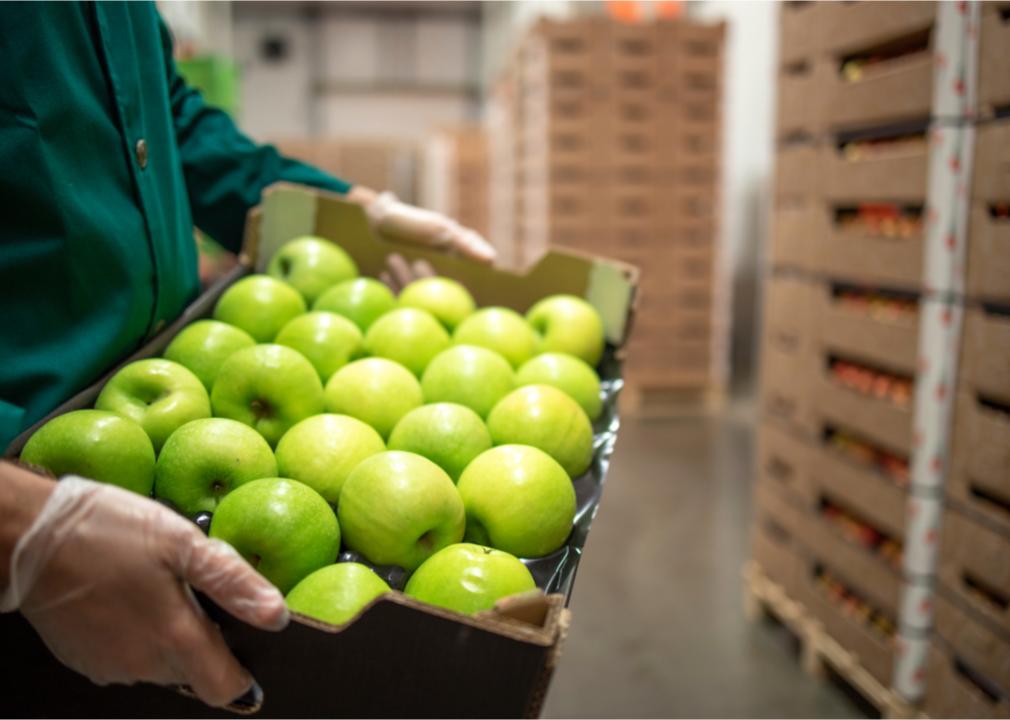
[347,187,496,264]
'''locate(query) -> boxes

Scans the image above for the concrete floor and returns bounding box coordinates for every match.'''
[542,407,866,718]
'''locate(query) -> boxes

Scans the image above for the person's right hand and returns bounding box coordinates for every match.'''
[0,471,289,708]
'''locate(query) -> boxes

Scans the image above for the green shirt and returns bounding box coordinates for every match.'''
[0,1,351,449]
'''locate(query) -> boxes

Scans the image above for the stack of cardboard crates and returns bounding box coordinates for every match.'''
[421,126,490,241]
[489,16,727,402]
[755,2,1010,714]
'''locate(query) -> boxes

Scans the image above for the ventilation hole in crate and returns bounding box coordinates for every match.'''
[953,657,1005,704]
[819,497,903,570]
[621,71,650,88]
[553,70,585,88]
[552,37,586,53]
[813,565,897,638]
[826,354,913,408]
[782,59,810,75]
[762,518,793,545]
[822,424,910,488]
[621,103,648,121]
[962,571,1010,612]
[685,40,716,58]
[618,37,651,56]
[977,393,1010,419]
[687,72,716,90]
[837,27,931,79]
[832,203,924,238]
[766,455,795,482]
[967,482,1010,520]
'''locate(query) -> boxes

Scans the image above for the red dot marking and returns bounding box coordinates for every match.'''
[920,598,932,614]
[931,455,943,473]
[946,233,957,250]
[926,528,938,544]
[936,382,948,400]
[942,307,953,326]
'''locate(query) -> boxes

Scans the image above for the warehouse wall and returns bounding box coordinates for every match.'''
[233,3,481,142]
[690,0,778,392]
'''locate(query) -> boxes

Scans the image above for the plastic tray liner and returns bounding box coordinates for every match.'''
[335,348,625,604]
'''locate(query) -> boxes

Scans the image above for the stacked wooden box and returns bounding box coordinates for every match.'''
[755,2,1010,713]
[490,16,726,397]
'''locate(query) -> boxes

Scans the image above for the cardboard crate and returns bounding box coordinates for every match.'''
[751,512,806,605]
[757,421,815,508]
[759,324,818,438]
[939,507,1010,639]
[979,3,1010,115]
[949,394,1010,540]
[813,354,913,456]
[775,142,821,201]
[809,201,924,291]
[776,61,828,140]
[811,438,908,543]
[960,305,1010,404]
[975,119,1010,202]
[769,201,816,272]
[966,203,1010,304]
[814,282,919,376]
[779,2,827,67]
[934,587,1010,696]
[799,549,896,688]
[822,135,929,204]
[0,184,639,718]
[822,46,933,132]
[816,1,936,57]
[925,641,1010,719]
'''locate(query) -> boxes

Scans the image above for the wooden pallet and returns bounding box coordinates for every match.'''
[620,383,726,417]
[743,562,920,720]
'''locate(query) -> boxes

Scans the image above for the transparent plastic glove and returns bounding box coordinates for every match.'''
[365,191,497,263]
[0,476,289,707]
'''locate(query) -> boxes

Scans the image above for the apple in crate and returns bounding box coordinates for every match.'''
[213,274,306,343]
[457,445,576,558]
[453,307,539,369]
[154,418,277,515]
[516,352,603,420]
[20,409,155,495]
[405,543,537,615]
[337,451,464,571]
[267,236,358,305]
[210,477,340,594]
[324,358,422,440]
[274,311,362,382]
[313,278,396,332]
[363,307,450,377]
[211,344,324,447]
[388,403,491,482]
[95,358,211,453]
[420,345,515,419]
[487,385,593,477]
[526,295,605,367]
[398,277,476,331]
[286,562,391,626]
[163,319,255,392]
[275,414,386,505]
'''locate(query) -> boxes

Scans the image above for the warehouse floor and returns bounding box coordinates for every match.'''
[542,402,865,718]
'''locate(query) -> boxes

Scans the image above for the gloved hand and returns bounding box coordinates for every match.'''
[350,187,496,264]
[0,474,288,708]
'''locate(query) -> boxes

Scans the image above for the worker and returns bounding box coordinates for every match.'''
[0,1,493,710]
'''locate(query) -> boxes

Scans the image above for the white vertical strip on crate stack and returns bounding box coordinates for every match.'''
[892,0,980,702]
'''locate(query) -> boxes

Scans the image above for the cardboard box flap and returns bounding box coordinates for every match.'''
[244,184,639,346]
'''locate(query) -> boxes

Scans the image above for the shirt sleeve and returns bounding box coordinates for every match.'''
[159,16,352,254]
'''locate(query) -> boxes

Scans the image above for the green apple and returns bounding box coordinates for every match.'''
[267,236,358,305]
[212,274,307,343]
[275,414,386,504]
[398,277,476,331]
[20,409,155,495]
[405,543,537,615]
[526,295,605,367]
[286,562,391,625]
[275,311,362,382]
[388,403,491,482]
[324,358,422,440]
[420,345,515,419]
[337,451,464,571]
[95,359,211,453]
[453,307,539,369]
[486,385,593,477]
[163,320,256,392]
[516,352,603,420]
[313,278,396,332]
[211,344,324,447]
[210,477,340,594]
[154,418,277,515]
[457,445,576,558]
[363,307,450,377]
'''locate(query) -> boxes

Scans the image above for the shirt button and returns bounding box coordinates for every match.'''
[135,139,148,169]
